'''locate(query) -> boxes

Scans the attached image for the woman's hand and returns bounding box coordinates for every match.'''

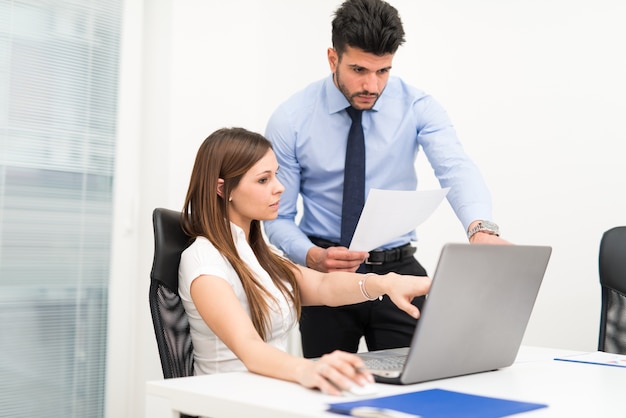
[381,273,432,319]
[297,350,374,396]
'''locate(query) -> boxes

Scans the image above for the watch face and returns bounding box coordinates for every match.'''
[468,221,500,239]
[480,221,500,235]
[481,221,499,234]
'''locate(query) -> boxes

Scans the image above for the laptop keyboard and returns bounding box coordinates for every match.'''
[363,355,407,371]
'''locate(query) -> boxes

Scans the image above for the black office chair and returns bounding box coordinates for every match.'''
[149,207,195,378]
[598,226,626,355]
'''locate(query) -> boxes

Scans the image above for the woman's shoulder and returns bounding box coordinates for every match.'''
[180,236,230,279]
[182,236,216,260]
[185,235,212,250]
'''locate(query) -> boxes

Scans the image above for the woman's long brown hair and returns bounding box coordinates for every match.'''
[181,127,301,341]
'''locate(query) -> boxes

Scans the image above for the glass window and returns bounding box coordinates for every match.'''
[0,1,122,416]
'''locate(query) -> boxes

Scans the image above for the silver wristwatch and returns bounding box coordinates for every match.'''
[467,220,500,240]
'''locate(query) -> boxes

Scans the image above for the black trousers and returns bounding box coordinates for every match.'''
[299,240,428,358]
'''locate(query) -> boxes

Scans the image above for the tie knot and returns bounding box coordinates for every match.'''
[346,106,362,123]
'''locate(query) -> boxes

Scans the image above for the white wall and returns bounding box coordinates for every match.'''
[109,0,626,416]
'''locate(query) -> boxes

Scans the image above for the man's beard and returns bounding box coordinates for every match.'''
[334,69,380,109]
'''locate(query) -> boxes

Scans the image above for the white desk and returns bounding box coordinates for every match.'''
[145,346,624,418]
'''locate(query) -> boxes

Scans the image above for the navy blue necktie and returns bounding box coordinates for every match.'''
[340,107,366,247]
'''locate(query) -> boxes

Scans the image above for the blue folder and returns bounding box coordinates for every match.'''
[327,388,548,418]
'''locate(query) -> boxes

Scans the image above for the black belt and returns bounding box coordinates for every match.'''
[308,236,416,266]
[365,244,416,265]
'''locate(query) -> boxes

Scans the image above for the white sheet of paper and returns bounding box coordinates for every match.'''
[554,351,626,368]
[348,188,450,252]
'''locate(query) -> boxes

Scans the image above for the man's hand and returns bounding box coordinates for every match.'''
[467,220,512,245]
[306,246,369,273]
[469,232,511,245]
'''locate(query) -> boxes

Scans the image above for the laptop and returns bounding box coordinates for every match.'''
[358,243,552,385]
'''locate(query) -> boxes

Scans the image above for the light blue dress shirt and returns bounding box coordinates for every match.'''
[264,74,492,266]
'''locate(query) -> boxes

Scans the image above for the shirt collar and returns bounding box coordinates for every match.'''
[229,222,247,245]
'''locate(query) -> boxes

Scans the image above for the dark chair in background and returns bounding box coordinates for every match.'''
[598,226,626,355]
[149,208,196,418]
[150,207,194,378]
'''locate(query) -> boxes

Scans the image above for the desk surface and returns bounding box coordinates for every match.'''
[145,346,624,418]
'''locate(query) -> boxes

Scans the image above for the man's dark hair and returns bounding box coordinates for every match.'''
[331,0,405,57]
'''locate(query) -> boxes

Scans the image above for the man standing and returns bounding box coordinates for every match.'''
[264,0,507,358]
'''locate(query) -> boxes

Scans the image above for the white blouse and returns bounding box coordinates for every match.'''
[178,223,296,376]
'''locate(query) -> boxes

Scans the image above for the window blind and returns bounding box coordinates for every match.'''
[0,1,122,417]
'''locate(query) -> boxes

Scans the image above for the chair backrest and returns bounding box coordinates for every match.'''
[598,226,626,354]
[149,207,195,379]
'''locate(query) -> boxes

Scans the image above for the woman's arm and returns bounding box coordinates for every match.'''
[190,274,373,395]
[294,266,432,319]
